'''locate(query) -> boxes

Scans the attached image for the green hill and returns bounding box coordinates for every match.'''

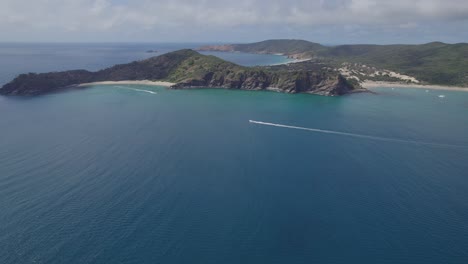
[319,42,468,86]
[0,49,361,96]
[232,39,327,55]
[199,40,468,87]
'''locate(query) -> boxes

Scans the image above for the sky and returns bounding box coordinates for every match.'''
[0,0,467,44]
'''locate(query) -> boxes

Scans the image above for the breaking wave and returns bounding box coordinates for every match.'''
[114,86,157,95]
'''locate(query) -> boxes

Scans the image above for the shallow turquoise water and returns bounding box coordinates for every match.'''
[1,85,467,263]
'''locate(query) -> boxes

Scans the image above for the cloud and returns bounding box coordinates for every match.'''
[0,0,467,42]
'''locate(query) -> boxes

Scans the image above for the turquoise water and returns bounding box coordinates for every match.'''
[1,84,468,264]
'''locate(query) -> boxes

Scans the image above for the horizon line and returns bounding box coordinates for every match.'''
[0,39,466,46]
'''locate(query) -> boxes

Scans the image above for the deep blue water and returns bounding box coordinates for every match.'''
[1,44,468,264]
[0,43,292,86]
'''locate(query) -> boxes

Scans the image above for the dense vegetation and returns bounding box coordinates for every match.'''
[232,39,327,55]
[202,40,468,86]
[0,49,360,96]
[319,42,468,86]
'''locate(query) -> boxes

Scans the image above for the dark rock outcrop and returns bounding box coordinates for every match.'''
[172,70,357,96]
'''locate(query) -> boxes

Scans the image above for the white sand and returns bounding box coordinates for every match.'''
[269,58,312,66]
[78,80,175,87]
[288,58,312,64]
[362,81,468,92]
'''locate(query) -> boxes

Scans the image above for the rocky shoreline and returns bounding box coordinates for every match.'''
[0,49,362,96]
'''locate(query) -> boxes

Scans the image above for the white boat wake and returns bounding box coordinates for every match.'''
[114,86,157,95]
[249,120,465,148]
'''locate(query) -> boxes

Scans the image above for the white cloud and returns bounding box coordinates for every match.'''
[0,0,467,42]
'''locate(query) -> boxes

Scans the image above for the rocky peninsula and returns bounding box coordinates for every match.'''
[0,49,362,96]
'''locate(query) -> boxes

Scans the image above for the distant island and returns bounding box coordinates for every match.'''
[0,49,362,96]
[199,39,468,88]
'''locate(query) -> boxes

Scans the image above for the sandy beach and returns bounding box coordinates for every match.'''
[78,80,175,87]
[362,81,468,92]
[269,58,312,66]
[74,80,468,93]
[288,58,312,64]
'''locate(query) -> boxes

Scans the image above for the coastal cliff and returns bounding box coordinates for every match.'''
[0,49,362,96]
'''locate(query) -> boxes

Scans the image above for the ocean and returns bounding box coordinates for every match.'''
[1,43,468,264]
